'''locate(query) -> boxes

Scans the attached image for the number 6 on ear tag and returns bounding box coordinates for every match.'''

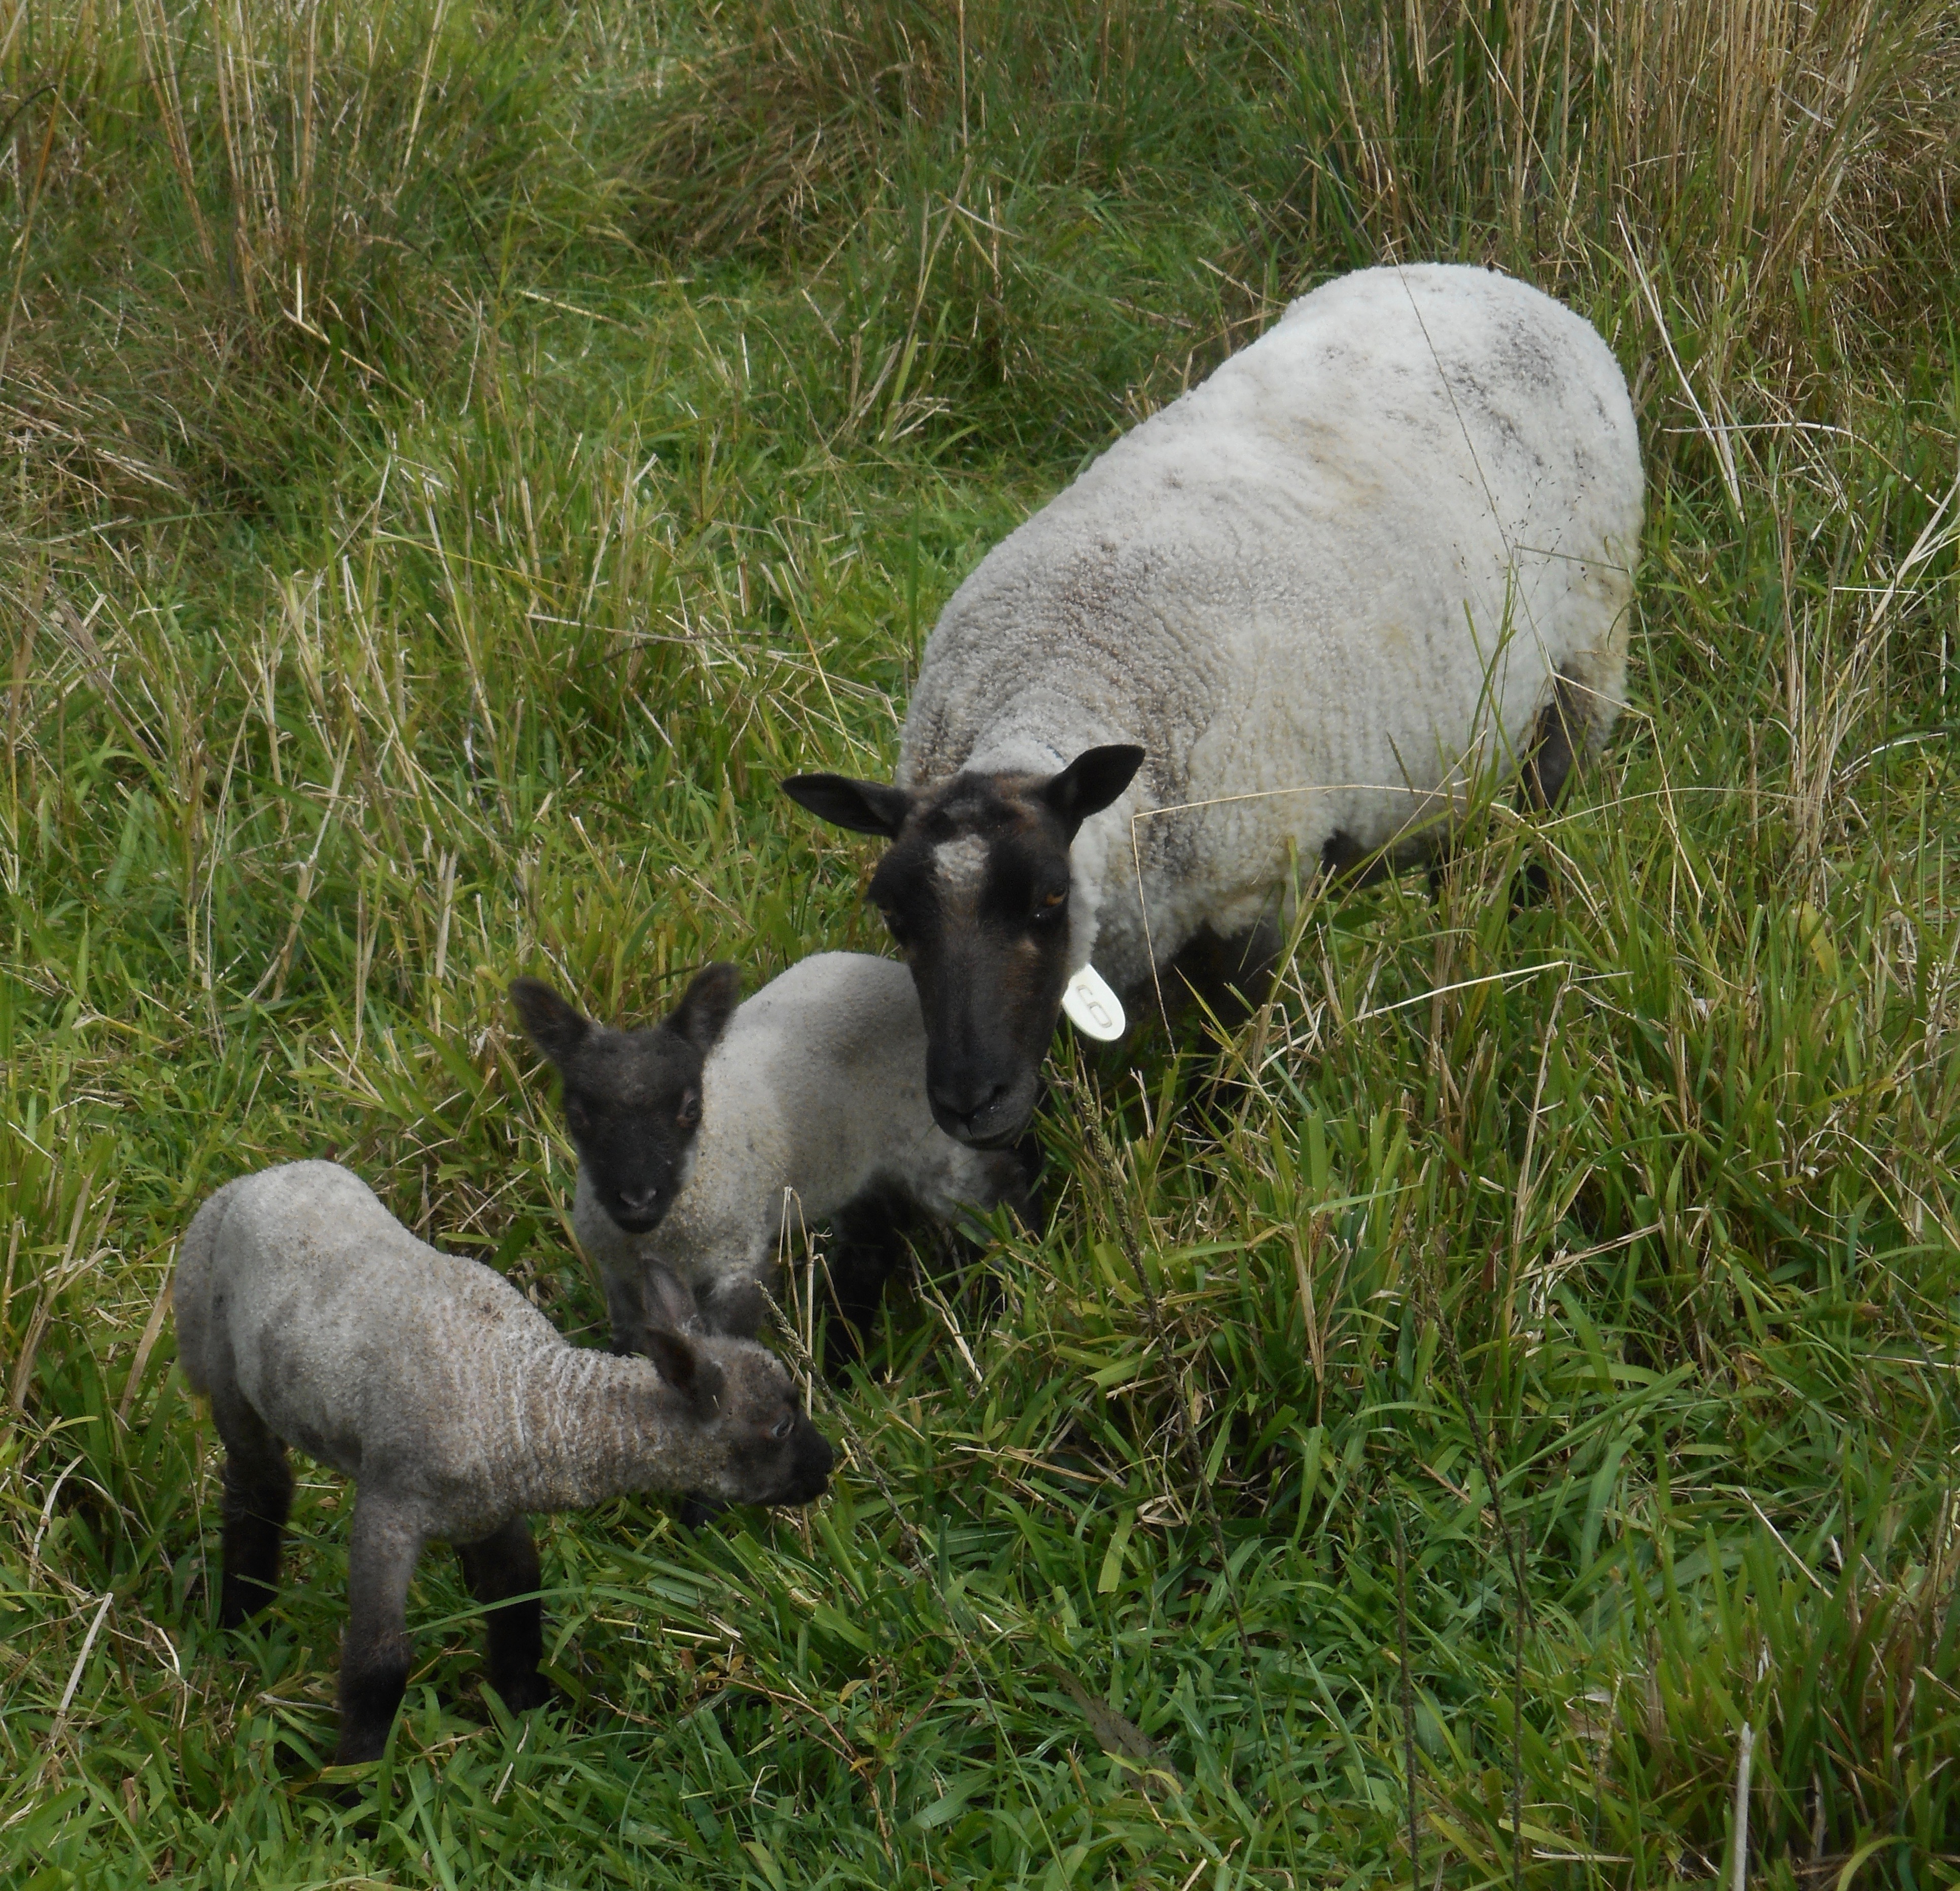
[1062,964,1126,1042]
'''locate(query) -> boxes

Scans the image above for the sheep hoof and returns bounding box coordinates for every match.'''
[219,1576,278,1630]
[1510,857,1554,912]
[676,1494,728,1532]
[486,1669,554,1715]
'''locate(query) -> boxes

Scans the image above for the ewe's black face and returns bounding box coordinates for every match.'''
[781,744,1143,1150]
[510,965,740,1235]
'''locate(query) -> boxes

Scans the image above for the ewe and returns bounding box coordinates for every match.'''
[175,1160,831,1764]
[783,263,1643,1148]
[517,955,1034,1351]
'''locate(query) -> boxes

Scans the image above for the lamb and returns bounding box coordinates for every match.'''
[507,962,740,1238]
[516,955,1035,1352]
[782,262,1644,1149]
[173,1160,833,1764]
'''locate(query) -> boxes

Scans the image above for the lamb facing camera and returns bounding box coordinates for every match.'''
[173,1160,831,1765]
[509,961,739,1236]
[524,954,1036,1352]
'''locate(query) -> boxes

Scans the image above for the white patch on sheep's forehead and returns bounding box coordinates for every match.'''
[933,836,990,895]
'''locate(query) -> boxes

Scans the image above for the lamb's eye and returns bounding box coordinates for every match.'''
[769,1414,795,1442]
[677,1089,701,1129]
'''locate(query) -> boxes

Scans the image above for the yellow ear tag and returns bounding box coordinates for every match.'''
[1061,965,1126,1042]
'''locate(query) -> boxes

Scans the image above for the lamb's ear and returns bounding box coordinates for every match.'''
[781,773,914,839]
[667,961,740,1054]
[1040,744,1145,837]
[643,1329,726,1418]
[509,977,591,1065]
[642,1262,704,1337]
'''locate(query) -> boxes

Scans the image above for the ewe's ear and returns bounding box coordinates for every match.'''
[509,977,591,1065]
[668,962,740,1054]
[1041,744,1145,837]
[644,1330,726,1418]
[781,773,914,839]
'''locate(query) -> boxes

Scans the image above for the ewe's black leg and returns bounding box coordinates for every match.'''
[337,1492,424,1765]
[826,1183,922,1356]
[1511,675,1591,911]
[1321,828,1395,889]
[457,1518,551,1714]
[1005,1129,1045,1233]
[212,1393,293,1629]
[1319,824,1462,903]
[1165,917,1284,1036]
[1519,676,1587,814]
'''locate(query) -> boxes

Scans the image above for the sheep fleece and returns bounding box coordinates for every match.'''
[574,953,1020,1314]
[898,262,1644,988]
[176,1160,725,1544]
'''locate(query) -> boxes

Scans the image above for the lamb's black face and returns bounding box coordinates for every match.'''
[782,745,1143,1149]
[637,1275,836,1510]
[510,966,740,1235]
[725,1378,836,1508]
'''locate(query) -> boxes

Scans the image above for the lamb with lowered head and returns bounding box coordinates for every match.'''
[174,1159,831,1764]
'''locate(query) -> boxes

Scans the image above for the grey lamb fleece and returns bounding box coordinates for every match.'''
[572,953,1032,1348]
[174,1159,832,1764]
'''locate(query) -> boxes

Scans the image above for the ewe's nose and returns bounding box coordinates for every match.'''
[929,1077,1016,1147]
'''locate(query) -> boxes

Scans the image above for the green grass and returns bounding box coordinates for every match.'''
[4,0,1960,1884]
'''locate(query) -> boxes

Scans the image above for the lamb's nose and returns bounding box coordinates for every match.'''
[618,1185,660,1214]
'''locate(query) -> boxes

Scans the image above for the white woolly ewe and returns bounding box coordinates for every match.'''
[574,953,1032,1348]
[899,262,1643,996]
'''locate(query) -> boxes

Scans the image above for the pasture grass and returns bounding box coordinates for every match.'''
[4,0,1960,1884]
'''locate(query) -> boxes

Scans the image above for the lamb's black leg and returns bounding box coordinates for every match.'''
[212,1392,293,1629]
[601,1266,656,1359]
[337,1491,424,1765]
[456,1517,551,1714]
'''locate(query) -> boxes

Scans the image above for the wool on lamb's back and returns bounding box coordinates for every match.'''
[899,262,1643,990]
[575,953,1027,1345]
[179,1162,656,1540]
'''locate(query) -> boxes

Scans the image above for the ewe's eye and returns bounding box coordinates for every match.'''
[768,1413,795,1442]
[1031,889,1069,927]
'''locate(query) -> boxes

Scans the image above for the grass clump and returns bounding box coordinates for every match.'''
[4,0,1960,1885]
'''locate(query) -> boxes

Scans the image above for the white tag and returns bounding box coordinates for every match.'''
[1061,964,1126,1042]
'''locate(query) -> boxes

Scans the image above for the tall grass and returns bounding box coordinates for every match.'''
[4,0,1959,1884]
